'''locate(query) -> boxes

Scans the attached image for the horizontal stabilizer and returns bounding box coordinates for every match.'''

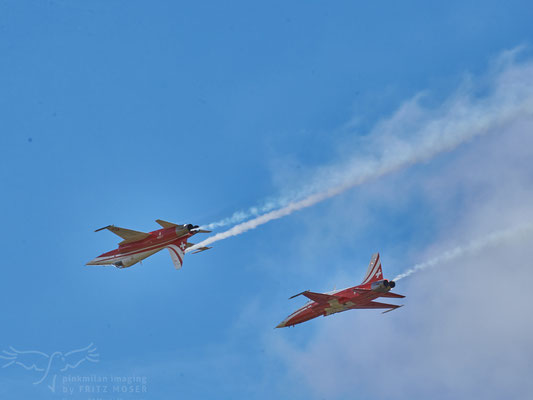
[379,291,405,298]
[192,229,212,233]
[191,246,212,254]
[354,288,405,298]
[354,300,402,311]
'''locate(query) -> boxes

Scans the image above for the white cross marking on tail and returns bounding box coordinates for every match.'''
[180,242,187,250]
[375,270,382,278]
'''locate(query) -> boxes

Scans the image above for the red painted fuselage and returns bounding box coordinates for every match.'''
[88,228,190,267]
[86,221,209,269]
[277,253,404,327]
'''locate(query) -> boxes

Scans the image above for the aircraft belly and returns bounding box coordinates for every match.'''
[280,305,318,326]
[119,248,163,267]
[323,299,354,316]
[90,247,163,266]
[90,220,208,271]
[276,252,405,327]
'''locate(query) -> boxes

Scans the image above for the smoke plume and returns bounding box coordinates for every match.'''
[190,50,533,252]
[393,222,533,281]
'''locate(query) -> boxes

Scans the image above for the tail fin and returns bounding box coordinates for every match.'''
[166,240,186,270]
[361,253,383,285]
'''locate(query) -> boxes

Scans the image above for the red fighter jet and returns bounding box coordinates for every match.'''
[276,253,404,328]
[86,219,211,270]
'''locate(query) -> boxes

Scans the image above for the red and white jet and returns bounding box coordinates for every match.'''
[86,219,211,270]
[276,253,404,328]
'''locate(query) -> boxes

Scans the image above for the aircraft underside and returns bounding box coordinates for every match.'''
[88,248,163,268]
[276,253,405,328]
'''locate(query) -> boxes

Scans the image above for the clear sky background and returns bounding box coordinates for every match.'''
[1,1,533,399]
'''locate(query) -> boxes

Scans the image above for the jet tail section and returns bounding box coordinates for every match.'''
[361,252,383,285]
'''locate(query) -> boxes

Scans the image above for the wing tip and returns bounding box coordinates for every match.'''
[289,290,310,300]
[382,305,404,314]
[156,219,179,228]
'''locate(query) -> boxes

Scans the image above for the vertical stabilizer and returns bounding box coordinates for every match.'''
[166,240,186,269]
[361,253,383,284]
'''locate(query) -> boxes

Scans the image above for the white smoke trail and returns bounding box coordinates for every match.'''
[393,223,533,281]
[201,50,533,232]
[189,51,533,252]
[201,201,281,230]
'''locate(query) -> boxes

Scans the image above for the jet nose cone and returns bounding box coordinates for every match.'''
[86,258,100,265]
[275,320,287,328]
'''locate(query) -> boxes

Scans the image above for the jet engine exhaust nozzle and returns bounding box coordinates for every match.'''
[371,279,393,292]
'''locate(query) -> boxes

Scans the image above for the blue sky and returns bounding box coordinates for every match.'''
[1,1,533,399]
